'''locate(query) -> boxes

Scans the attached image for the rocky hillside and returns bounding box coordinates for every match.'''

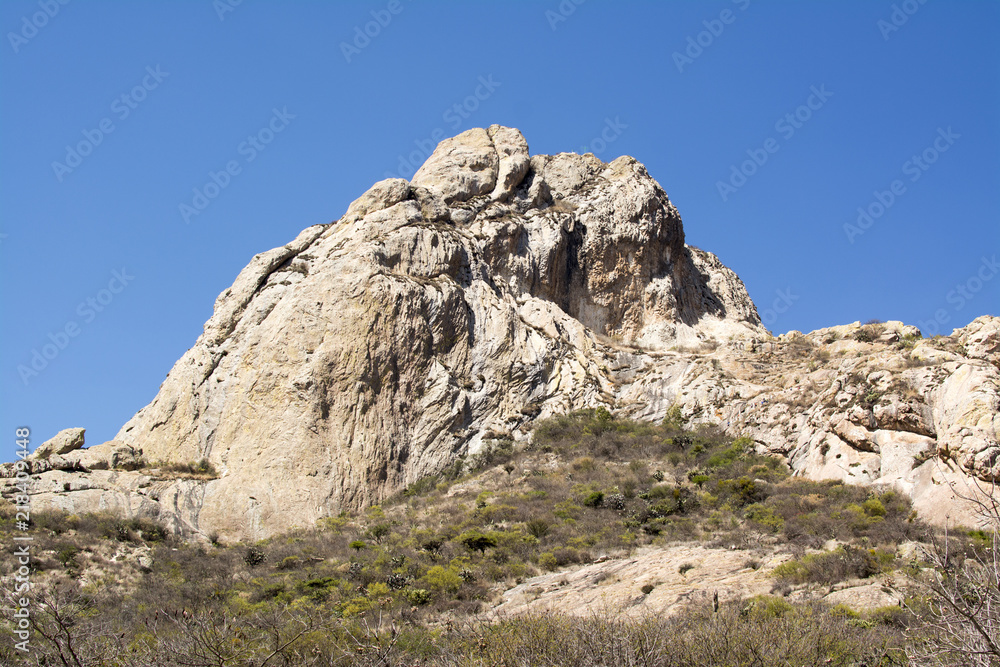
[3,126,997,540]
[4,410,990,665]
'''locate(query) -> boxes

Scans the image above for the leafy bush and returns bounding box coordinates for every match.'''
[773,546,894,586]
[716,476,766,508]
[663,404,686,430]
[853,321,885,343]
[421,565,462,594]
[56,545,79,567]
[526,519,550,539]
[458,530,498,553]
[405,588,431,605]
[367,523,391,543]
[743,503,784,532]
[403,475,440,497]
[158,458,218,478]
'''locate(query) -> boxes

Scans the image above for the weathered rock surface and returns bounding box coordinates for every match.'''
[3,127,996,540]
[497,544,782,618]
[495,543,903,617]
[620,318,999,527]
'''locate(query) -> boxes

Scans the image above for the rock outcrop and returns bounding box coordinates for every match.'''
[4,127,996,539]
[495,543,904,619]
[621,317,1000,527]
[31,428,85,460]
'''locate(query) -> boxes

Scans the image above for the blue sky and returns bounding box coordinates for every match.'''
[2,0,998,450]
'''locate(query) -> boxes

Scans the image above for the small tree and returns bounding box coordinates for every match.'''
[663,404,686,431]
[367,523,391,543]
[458,530,497,553]
[904,480,1000,666]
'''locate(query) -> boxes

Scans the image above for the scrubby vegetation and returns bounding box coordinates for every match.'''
[151,457,219,479]
[1,409,995,665]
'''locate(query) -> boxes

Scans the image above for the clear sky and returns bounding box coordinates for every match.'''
[1,0,998,451]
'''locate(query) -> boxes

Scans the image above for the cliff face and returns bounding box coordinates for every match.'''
[5,127,996,540]
[111,126,762,539]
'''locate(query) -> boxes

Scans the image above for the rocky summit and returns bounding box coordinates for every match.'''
[4,126,997,540]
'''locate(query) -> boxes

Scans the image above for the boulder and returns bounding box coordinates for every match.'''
[31,428,85,460]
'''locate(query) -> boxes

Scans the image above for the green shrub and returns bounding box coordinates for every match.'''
[706,442,745,469]
[297,577,338,601]
[56,545,79,567]
[743,503,784,532]
[367,523,391,543]
[160,458,218,477]
[829,603,860,619]
[968,528,995,547]
[421,565,462,594]
[251,583,287,603]
[716,476,766,508]
[277,556,300,570]
[744,595,795,619]
[405,588,431,605]
[538,552,558,571]
[526,519,550,539]
[458,530,498,553]
[130,517,167,542]
[403,475,440,497]
[663,404,686,430]
[861,499,886,517]
[773,546,892,586]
